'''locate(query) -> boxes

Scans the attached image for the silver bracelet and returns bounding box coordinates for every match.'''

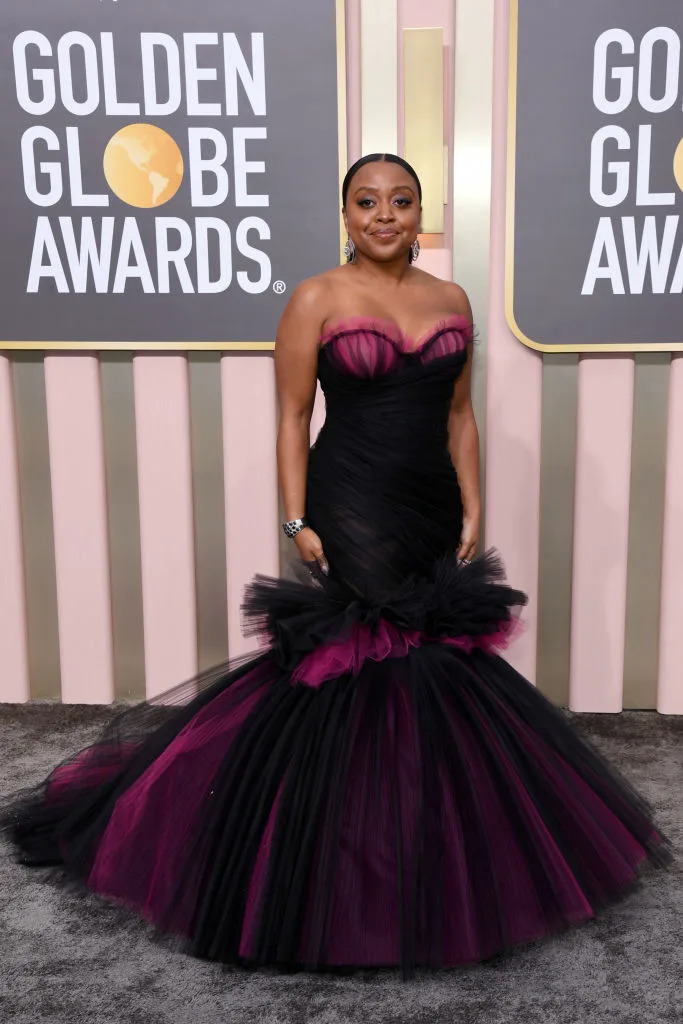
[282,516,308,539]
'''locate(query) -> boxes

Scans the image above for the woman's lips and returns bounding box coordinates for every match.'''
[373,230,398,239]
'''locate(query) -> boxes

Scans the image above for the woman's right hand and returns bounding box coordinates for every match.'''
[294,527,329,576]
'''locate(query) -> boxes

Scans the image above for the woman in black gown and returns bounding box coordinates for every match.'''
[3,153,672,980]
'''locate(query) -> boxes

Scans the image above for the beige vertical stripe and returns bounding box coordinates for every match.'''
[11,356,62,699]
[345,0,363,165]
[0,357,30,701]
[536,355,578,706]
[360,0,398,155]
[623,354,669,709]
[100,354,145,701]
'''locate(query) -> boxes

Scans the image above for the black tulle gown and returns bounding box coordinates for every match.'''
[3,314,673,978]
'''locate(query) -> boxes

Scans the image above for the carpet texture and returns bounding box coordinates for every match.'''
[0,703,680,1024]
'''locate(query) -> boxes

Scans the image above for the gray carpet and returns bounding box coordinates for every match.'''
[0,704,680,1024]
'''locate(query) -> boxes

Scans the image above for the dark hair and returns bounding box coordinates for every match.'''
[341,153,422,207]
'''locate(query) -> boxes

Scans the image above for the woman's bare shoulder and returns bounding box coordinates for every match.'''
[285,266,350,311]
[412,269,473,319]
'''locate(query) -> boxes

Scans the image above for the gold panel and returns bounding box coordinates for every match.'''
[537,354,579,706]
[11,355,62,699]
[403,28,445,234]
[188,353,229,673]
[100,353,146,701]
[623,354,669,709]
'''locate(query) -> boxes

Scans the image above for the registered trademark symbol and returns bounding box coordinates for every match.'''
[273,280,286,294]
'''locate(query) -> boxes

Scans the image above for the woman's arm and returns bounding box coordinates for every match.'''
[444,286,481,561]
[274,278,330,571]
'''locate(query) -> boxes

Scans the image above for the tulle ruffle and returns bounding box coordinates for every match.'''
[242,547,527,687]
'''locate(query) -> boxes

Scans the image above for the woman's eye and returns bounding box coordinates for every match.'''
[394,197,412,206]
[358,198,374,207]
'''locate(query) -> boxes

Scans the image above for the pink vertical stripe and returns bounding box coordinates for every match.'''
[0,356,30,701]
[418,249,453,281]
[310,383,326,443]
[134,356,197,699]
[657,354,683,714]
[222,355,280,658]
[346,0,362,165]
[485,0,542,682]
[44,356,114,704]
[569,358,635,713]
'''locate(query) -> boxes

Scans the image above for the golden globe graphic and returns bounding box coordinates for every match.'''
[103,124,184,209]
[673,138,683,194]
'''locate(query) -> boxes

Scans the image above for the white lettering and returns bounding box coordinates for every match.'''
[57,32,100,116]
[113,218,155,293]
[156,218,195,293]
[184,33,221,116]
[100,33,140,116]
[21,127,62,206]
[636,125,675,205]
[27,216,69,292]
[196,218,232,292]
[637,27,680,113]
[59,216,115,292]
[582,217,625,295]
[233,128,269,207]
[223,33,266,116]
[593,29,635,115]
[13,31,55,115]
[590,126,630,207]
[140,34,181,116]
[66,128,109,207]
[188,128,230,206]
[236,216,271,293]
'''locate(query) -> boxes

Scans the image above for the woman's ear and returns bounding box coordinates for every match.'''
[342,208,348,233]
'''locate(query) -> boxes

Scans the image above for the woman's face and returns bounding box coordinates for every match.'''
[343,161,421,264]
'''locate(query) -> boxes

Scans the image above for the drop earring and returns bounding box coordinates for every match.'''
[410,239,420,262]
[343,236,356,262]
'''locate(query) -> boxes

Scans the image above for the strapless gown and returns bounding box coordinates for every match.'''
[2,314,673,979]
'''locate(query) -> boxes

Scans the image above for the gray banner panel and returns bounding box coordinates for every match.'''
[0,0,340,346]
[509,0,683,350]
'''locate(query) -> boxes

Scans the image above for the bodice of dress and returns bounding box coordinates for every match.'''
[315,314,473,457]
[305,315,474,595]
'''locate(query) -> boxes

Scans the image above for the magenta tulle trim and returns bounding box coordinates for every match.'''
[291,614,526,688]
[319,313,474,353]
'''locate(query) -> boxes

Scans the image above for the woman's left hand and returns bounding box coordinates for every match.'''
[457,513,480,563]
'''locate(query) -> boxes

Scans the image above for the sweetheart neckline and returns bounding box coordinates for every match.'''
[318,313,473,355]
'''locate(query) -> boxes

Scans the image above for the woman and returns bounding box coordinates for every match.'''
[3,154,672,980]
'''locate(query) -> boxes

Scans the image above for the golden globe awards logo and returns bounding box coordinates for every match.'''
[13,30,275,295]
[583,26,683,296]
